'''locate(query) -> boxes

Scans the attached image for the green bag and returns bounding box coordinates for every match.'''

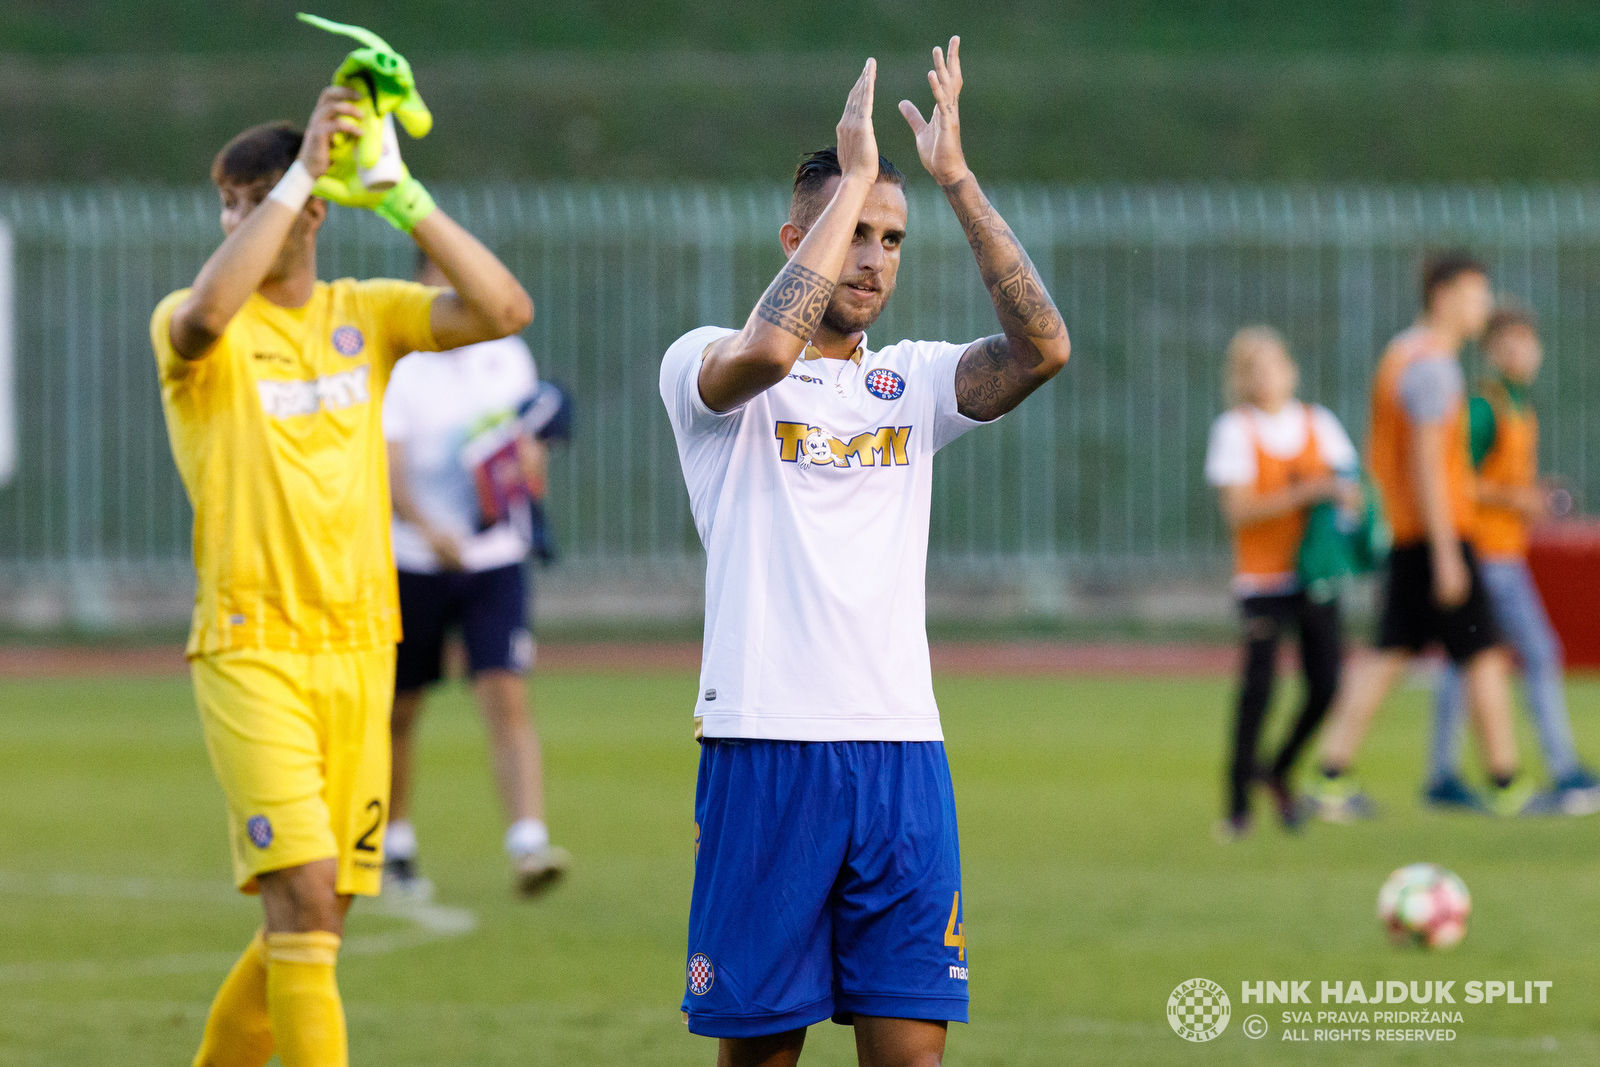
[1297,474,1391,604]
[1347,473,1392,576]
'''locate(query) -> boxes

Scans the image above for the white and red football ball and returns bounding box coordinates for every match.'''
[1377,863,1471,949]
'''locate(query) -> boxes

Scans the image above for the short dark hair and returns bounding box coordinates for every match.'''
[1484,303,1538,346]
[789,148,905,228]
[1421,249,1488,311]
[211,121,303,189]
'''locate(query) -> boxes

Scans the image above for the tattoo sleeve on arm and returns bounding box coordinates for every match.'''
[953,333,1031,421]
[754,260,837,341]
[944,176,1064,342]
[942,174,1069,420]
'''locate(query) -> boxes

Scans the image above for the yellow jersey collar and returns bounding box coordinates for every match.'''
[801,336,866,365]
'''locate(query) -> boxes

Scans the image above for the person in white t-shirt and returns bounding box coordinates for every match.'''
[1204,326,1360,840]
[381,253,570,898]
[660,46,1070,1065]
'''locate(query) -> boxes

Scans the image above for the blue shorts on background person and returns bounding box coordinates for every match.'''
[1429,558,1600,814]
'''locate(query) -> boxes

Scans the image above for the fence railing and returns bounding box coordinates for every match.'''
[5,182,1600,599]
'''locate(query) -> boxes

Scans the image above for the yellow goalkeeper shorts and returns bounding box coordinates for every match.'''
[190,645,396,896]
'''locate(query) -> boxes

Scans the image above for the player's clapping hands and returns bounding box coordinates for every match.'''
[297,86,366,180]
[837,59,880,182]
[899,36,970,187]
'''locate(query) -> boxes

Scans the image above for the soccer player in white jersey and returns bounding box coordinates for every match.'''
[382,253,571,897]
[659,42,1070,1066]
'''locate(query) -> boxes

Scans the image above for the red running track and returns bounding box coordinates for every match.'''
[0,640,1239,680]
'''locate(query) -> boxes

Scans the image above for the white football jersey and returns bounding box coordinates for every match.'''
[383,335,539,573]
[660,325,993,741]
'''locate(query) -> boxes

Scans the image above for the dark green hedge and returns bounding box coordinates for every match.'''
[7,2,1600,182]
[8,0,1600,56]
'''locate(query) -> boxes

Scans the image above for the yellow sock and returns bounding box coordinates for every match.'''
[264,931,348,1067]
[193,930,274,1067]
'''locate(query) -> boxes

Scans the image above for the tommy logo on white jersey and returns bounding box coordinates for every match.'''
[797,427,834,470]
[775,422,913,470]
[257,365,371,419]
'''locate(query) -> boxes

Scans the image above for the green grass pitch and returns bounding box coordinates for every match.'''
[2,667,1598,1064]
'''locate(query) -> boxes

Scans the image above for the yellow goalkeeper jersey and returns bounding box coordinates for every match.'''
[151,278,442,656]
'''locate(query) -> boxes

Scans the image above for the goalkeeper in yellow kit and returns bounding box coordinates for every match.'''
[150,82,532,1067]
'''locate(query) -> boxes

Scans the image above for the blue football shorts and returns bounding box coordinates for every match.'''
[681,738,969,1038]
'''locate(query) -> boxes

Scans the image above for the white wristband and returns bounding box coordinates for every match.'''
[266,160,315,212]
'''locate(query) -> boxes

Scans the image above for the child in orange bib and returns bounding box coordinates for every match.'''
[1426,307,1600,814]
[1205,326,1359,837]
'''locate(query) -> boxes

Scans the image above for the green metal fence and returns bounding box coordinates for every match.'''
[5,183,1600,597]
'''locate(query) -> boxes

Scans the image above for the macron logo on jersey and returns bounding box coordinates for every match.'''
[774,422,912,469]
[257,365,371,419]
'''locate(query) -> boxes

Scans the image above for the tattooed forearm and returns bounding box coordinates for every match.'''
[993,262,1066,339]
[753,260,837,341]
[941,175,1070,421]
[941,175,1065,342]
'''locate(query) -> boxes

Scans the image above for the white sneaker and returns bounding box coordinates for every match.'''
[382,856,435,903]
[1559,783,1600,817]
[512,844,571,897]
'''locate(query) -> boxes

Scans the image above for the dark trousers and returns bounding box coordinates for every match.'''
[1228,590,1343,819]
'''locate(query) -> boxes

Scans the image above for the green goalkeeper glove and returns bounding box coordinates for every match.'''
[307,152,389,210]
[298,12,438,232]
[314,148,437,234]
[375,177,438,235]
[298,12,432,170]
